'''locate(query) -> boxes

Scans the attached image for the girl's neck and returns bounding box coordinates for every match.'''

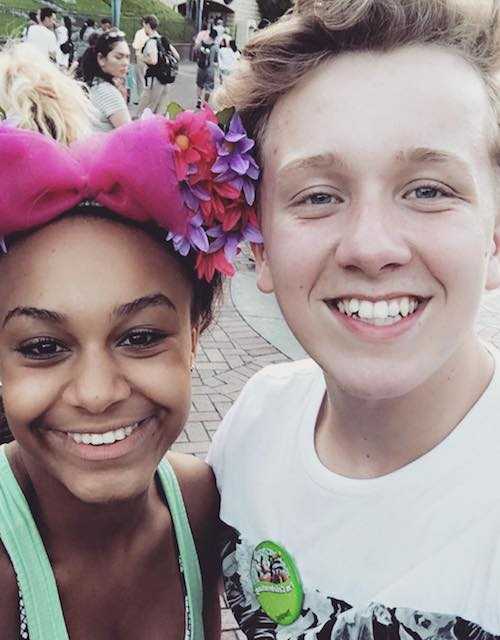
[316,336,494,479]
[5,443,163,557]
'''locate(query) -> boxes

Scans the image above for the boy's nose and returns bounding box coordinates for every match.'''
[334,203,412,277]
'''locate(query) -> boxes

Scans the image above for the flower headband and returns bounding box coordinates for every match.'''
[0,106,262,281]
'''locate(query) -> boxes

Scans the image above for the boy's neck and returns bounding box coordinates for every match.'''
[316,336,494,479]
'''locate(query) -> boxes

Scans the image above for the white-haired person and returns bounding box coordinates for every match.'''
[0,41,94,144]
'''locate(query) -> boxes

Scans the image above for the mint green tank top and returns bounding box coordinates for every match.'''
[0,447,205,640]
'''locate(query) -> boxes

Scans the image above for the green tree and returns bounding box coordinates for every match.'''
[256,0,292,22]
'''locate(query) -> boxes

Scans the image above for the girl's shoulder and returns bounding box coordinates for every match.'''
[165,452,219,534]
[0,540,21,636]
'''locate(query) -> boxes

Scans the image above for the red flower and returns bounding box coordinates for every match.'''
[196,249,236,281]
[168,108,217,181]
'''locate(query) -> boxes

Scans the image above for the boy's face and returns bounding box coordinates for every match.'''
[256,45,500,399]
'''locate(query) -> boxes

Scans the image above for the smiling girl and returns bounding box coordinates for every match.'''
[0,112,261,639]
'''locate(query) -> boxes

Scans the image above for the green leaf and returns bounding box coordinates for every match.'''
[216,107,235,130]
[0,106,6,121]
[166,102,185,119]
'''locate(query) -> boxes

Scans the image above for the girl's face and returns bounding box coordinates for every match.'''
[0,217,197,503]
[98,40,130,78]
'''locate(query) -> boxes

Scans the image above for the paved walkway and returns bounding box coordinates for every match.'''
[174,250,500,638]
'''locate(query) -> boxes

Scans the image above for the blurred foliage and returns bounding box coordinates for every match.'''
[256,0,291,22]
[0,0,192,41]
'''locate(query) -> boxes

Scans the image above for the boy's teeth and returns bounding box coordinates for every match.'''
[68,421,141,446]
[335,296,421,324]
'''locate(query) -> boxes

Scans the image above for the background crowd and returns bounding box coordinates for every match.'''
[6,5,246,134]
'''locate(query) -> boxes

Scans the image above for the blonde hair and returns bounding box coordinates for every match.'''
[0,41,95,144]
[216,0,500,160]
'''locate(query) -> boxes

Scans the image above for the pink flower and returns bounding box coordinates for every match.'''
[168,108,217,181]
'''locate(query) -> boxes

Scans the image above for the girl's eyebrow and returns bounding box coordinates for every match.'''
[114,293,176,317]
[2,307,64,328]
[2,294,176,328]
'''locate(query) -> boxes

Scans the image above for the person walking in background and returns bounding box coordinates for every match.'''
[55,16,74,70]
[0,41,94,143]
[217,38,239,84]
[97,17,113,35]
[22,11,38,40]
[194,27,217,109]
[132,18,148,103]
[81,31,131,131]
[75,18,96,61]
[213,16,225,44]
[194,21,209,49]
[137,15,180,117]
[26,6,57,61]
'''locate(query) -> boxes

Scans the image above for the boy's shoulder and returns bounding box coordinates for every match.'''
[242,358,321,397]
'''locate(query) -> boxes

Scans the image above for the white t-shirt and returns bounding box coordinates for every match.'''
[26,24,58,59]
[208,344,500,638]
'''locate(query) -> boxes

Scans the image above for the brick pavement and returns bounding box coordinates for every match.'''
[175,253,500,638]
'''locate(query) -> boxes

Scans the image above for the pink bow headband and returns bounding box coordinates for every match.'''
[0,108,262,281]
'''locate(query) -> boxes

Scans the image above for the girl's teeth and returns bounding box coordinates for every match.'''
[335,296,421,324]
[68,421,141,446]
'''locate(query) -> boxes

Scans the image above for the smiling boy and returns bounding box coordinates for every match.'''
[208,0,500,637]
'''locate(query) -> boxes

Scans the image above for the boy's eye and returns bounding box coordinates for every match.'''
[15,338,69,360]
[302,192,341,206]
[117,329,168,349]
[405,184,453,200]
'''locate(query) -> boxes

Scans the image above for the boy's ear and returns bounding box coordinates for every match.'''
[485,225,500,291]
[251,243,275,294]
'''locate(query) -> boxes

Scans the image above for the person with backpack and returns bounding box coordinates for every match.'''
[194,27,217,109]
[137,15,180,117]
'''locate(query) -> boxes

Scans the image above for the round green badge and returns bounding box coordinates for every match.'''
[251,540,304,625]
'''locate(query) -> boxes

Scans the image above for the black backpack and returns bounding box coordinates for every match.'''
[197,41,213,69]
[143,36,178,85]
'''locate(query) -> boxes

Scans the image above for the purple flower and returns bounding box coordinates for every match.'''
[214,154,260,205]
[180,180,210,212]
[167,212,209,256]
[242,223,263,243]
[208,114,256,176]
[206,225,241,262]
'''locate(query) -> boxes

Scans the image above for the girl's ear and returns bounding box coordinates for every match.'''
[252,243,275,294]
[485,226,500,291]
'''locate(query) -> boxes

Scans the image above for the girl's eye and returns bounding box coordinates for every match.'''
[405,184,452,200]
[15,338,69,361]
[117,329,168,349]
